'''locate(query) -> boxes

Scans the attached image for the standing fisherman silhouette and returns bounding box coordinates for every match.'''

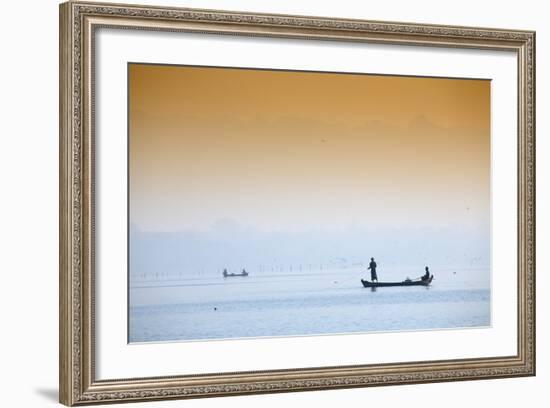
[368,257,378,282]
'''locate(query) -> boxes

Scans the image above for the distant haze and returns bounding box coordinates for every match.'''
[128,64,490,277]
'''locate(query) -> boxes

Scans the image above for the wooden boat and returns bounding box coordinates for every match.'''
[361,275,433,288]
[223,270,249,278]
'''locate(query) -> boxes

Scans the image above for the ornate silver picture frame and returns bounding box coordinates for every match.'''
[59,1,535,405]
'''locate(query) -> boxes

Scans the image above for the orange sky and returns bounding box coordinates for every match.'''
[129,63,490,232]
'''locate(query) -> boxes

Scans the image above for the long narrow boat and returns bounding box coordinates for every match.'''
[361,275,433,288]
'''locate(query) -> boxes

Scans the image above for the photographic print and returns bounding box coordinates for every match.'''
[60,4,535,403]
[128,63,491,343]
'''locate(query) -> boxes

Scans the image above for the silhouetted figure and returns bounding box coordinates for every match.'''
[422,266,430,281]
[368,257,378,282]
[242,269,248,276]
[223,269,228,277]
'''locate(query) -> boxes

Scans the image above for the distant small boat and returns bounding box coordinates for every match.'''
[223,270,249,278]
[361,275,433,288]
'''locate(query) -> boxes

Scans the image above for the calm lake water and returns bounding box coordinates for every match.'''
[129,267,490,343]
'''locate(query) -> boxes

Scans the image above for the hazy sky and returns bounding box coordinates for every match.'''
[129,63,490,232]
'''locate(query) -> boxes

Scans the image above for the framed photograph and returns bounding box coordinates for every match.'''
[59,1,536,405]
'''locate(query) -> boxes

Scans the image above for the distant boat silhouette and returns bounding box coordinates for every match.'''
[223,269,249,278]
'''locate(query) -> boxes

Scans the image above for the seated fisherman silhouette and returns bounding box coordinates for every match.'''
[422,266,431,281]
